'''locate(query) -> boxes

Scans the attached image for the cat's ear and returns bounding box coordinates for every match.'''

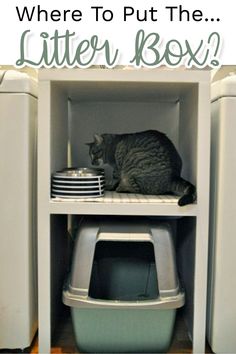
[94,134,103,145]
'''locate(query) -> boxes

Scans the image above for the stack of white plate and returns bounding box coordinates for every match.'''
[51,168,105,198]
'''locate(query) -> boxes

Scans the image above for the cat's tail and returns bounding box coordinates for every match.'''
[171,177,196,206]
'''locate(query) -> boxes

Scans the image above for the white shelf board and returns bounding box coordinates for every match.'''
[39,68,210,103]
[39,68,210,83]
[49,191,197,216]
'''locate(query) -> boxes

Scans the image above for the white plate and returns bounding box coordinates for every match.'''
[52,178,105,184]
[52,188,104,194]
[51,193,104,199]
[52,184,105,190]
[52,174,104,181]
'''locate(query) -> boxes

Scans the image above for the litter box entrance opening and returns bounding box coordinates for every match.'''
[89,241,159,301]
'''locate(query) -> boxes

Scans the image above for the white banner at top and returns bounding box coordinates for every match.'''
[0,0,234,67]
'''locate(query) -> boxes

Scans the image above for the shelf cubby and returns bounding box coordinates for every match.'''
[38,68,210,354]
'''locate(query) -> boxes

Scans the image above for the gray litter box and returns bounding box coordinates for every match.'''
[63,217,185,353]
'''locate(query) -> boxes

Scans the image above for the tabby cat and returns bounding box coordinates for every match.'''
[86,130,196,206]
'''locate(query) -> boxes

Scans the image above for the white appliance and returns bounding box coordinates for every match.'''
[0,70,37,349]
[208,74,236,353]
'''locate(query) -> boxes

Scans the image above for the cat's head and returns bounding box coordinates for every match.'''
[86,134,106,166]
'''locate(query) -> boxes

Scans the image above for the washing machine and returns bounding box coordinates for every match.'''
[207,73,236,353]
[0,70,38,349]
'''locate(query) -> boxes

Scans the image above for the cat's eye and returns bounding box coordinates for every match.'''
[93,148,103,157]
[97,150,103,158]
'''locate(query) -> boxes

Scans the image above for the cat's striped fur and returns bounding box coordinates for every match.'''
[87,130,196,206]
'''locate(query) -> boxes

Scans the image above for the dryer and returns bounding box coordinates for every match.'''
[0,70,37,349]
[208,74,236,353]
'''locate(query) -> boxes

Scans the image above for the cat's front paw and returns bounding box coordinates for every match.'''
[105,184,116,191]
[105,180,119,191]
[116,184,131,193]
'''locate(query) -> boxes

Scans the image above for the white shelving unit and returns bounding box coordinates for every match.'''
[38,68,210,354]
